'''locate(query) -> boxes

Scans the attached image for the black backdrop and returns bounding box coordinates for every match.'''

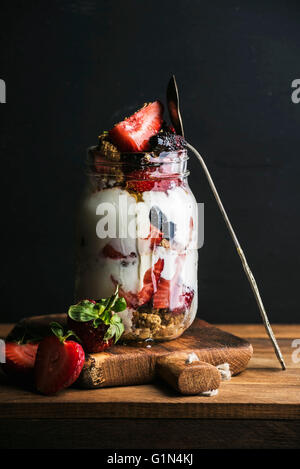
[1,0,299,323]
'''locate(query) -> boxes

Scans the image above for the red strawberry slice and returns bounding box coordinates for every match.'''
[152,278,170,309]
[153,280,195,311]
[2,342,39,379]
[119,287,138,309]
[152,255,186,309]
[153,178,181,192]
[188,217,194,244]
[138,258,164,306]
[103,244,137,261]
[126,168,181,193]
[111,259,164,308]
[109,101,164,152]
[145,224,163,248]
[102,244,125,259]
[127,179,156,193]
[127,169,182,193]
[126,168,156,192]
[35,336,85,395]
[172,287,195,314]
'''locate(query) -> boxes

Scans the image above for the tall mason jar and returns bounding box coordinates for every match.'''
[75,146,198,342]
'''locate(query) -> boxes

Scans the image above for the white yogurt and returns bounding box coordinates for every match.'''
[75,183,198,334]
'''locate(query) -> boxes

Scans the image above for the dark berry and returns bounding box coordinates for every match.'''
[149,131,187,153]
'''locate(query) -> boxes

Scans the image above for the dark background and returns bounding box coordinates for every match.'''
[0,0,299,323]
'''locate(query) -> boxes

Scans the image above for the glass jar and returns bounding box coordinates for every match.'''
[75,146,198,342]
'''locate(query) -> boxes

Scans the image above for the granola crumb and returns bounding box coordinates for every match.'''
[161,238,170,248]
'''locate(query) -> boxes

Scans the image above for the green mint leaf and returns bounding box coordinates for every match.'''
[113,297,127,312]
[110,313,122,325]
[68,300,99,322]
[104,324,116,342]
[94,298,110,314]
[100,309,113,325]
[93,317,104,328]
[104,287,119,313]
[97,304,106,315]
[96,298,110,306]
[67,287,126,337]
[114,321,125,343]
[103,313,125,344]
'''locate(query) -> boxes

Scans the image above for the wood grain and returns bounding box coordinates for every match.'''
[216,323,300,339]
[0,323,299,422]
[156,353,221,395]
[1,418,299,449]
[5,315,253,389]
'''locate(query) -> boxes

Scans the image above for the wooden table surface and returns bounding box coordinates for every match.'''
[0,323,300,449]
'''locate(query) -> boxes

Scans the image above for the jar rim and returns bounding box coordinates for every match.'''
[87,145,188,166]
[85,146,190,180]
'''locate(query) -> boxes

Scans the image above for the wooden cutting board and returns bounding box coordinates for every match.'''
[7,314,253,389]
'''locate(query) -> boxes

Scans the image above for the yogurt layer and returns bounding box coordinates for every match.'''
[75,182,198,337]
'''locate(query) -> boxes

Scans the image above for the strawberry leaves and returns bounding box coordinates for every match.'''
[104,314,124,343]
[67,300,98,322]
[67,286,126,344]
[113,297,127,312]
[50,322,81,344]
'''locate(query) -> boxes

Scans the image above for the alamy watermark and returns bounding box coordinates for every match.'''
[291,339,300,364]
[95,195,204,249]
[0,339,5,363]
[291,79,300,104]
[0,79,6,103]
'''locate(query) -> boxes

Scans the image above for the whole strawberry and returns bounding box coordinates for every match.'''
[35,322,85,395]
[67,287,126,353]
[67,320,114,353]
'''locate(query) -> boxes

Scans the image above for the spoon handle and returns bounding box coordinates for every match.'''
[187,142,286,370]
[167,75,185,137]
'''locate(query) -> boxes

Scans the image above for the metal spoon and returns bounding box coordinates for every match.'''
[167,75,185,137]
[167,75,286,370]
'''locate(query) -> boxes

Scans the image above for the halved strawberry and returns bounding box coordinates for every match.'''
[109,101,164,152]
[35,334,85,395]
[138,258,164,306]
[2,342,39,379]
